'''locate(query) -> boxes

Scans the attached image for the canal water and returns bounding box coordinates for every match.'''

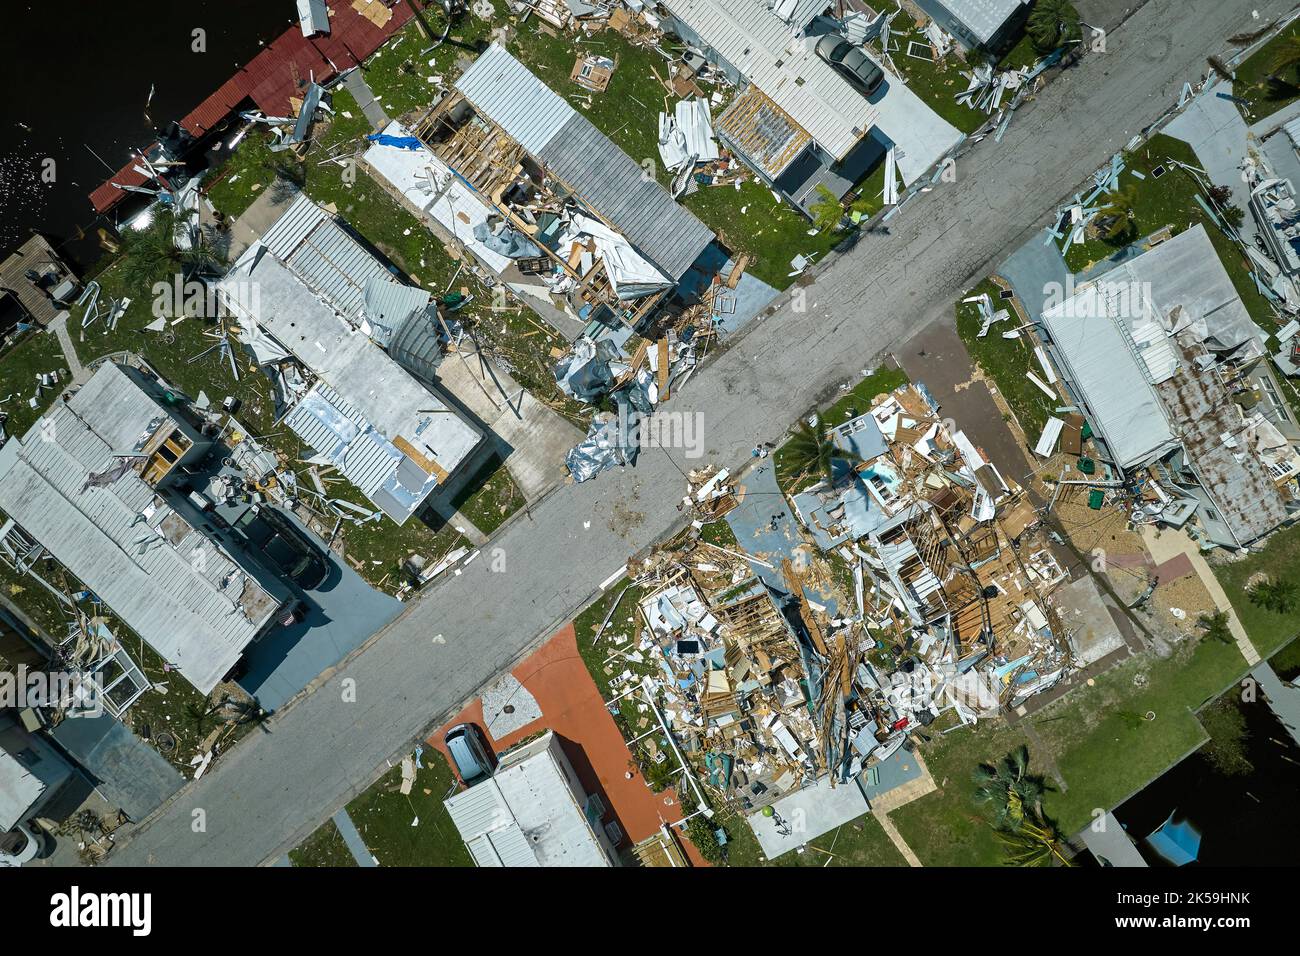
[0,0,300,271]
[1110,671,1300,867]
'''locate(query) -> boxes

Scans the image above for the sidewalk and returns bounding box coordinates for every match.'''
[49,311,90,385]
[1140,526,1260,665]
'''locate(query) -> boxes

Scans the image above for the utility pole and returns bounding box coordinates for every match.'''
[406,0,439,43]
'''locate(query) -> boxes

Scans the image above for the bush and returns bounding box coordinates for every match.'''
[685,814,727,865]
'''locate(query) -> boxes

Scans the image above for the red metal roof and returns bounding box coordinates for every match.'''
[90,0,415,214]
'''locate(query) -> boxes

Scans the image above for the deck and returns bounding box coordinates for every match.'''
[89,0,415,214]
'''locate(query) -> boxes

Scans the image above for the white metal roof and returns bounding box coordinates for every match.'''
[219,250,482,522]
[661,0,881,160]
[936,0,1029,45]
[443,732,613,867]
[362,121,513,275]
[1040,285,1177,470]
[1116,224,1261,355]
[259,192,399,322]
[0,365,284,693]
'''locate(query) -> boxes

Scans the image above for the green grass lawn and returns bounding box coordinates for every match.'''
[0,329,68,439]
[681,179,851,289]
[722,807,908,867]
[203,129,281,221]
[1271,635,1300,680]
[1232,17,1300,121]
[1213,523,1300,658]
[509,18,678,189]
[871,33,988,136]
[698,516,739,549]
[889,719,1032,867]
[773,363,909,494]
[891,630,1249,865]
[288,818,357,867]
[1033,636,1245,832]
[1063,135,1277,332]
[955,277,1056,439]
[343,749,473,866]
[449,453,523,536]
[996,33,1042,72]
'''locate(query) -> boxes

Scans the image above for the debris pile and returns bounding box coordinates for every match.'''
[1044,152,1128,253]
[610,384,1078,817]
[957,48,1062,144]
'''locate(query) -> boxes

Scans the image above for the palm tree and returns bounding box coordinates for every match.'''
[1269,34,1300,86]
[1095,184,1139,241]
[1196,610,1234,644]
[117,209,220,294]
[809,185,847,233]
[780,420,859,487]
[1026,0,1083,53]
[995,817,1075,867]
[1247,578,1298,613]
[973,744,1050,830]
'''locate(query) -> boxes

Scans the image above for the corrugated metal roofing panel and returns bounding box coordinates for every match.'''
[454,43,575,155]
[1040,285,1177,470]
[283,383,408,509]
[260,192,396,320]
[537,114,714,279]
[387,312,444,382]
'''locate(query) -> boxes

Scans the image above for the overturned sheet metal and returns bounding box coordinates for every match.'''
[566,411,640,482]
[658,98,720,172]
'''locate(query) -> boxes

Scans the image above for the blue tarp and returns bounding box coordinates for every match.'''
[1145,813,1201,866]
[364,133,424,151]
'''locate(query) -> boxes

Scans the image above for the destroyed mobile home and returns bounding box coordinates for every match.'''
[1031,224,1300,552]
[606,383,1071,822]
[362,42,728,481]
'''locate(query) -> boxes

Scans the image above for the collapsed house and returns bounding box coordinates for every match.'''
[610,382,1069,845]
[1037,224,1300,549]
[366,43,730,483]
[656,0,962,211]
[408,42,715,332]
[0,363,296,694]
[216,194,485,524]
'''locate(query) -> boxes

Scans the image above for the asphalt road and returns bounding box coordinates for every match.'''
[111,0,1291,866]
